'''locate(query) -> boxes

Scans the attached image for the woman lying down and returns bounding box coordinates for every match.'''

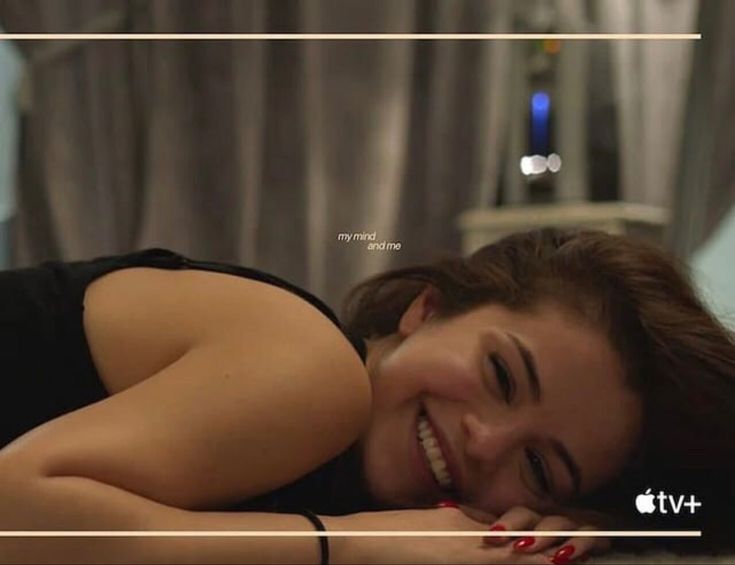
[1,227,734,565]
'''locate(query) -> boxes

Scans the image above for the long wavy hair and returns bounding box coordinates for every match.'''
[341,227,735,552]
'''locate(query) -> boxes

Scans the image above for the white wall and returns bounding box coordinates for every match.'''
[692,205,735,330]
[0,34,22,268]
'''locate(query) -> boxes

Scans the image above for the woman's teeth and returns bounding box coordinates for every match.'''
[417,415,454,490]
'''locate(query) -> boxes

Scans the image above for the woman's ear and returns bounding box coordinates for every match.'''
[398,285,441,337]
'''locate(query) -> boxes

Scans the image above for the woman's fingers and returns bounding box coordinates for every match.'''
[498,512,611,563]
[443,501,611,563]
[510,515,577,554]
[546,526,611,564]
[483,505,542,546]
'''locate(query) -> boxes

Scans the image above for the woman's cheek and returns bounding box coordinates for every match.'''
[378,338,480,402]
[419,349,485,402]
[470,472,529,515]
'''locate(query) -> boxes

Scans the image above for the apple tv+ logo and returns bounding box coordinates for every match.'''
[635,488,702,515]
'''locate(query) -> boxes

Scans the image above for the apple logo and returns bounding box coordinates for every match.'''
[636,488,656,514]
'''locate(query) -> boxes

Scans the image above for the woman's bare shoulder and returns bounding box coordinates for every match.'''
[83,266,366,395]
[3,266,371,509]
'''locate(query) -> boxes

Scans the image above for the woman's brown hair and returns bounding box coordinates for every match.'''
[341,227,735,552]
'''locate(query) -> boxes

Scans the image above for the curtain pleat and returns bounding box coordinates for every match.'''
[0,0,515,308]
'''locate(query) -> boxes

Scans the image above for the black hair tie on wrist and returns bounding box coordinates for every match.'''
[300,510,329,565]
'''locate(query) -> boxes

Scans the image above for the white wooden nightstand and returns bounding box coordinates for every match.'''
[457,202,670,254]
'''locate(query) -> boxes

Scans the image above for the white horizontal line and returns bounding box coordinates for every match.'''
[0,530,702,537]
[0,33,701,41]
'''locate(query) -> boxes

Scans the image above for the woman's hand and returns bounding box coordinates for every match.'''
[322,506,558,565]
[482,505,610,564]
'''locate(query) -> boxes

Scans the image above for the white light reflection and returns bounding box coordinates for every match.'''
[518,153,563,176]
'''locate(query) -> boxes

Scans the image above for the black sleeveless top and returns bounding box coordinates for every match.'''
[0,248,376,516]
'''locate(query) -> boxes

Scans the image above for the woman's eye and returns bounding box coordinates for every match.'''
[525,447,551,497]
[488,354,515,404]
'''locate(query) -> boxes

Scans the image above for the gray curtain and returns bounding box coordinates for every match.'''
[0,0,512,309]
[595,0,699,209]
[669,0,735,258]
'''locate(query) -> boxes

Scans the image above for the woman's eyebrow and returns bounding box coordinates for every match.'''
[506,331,582,495]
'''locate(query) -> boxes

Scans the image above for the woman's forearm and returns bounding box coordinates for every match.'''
[0,471,349,565]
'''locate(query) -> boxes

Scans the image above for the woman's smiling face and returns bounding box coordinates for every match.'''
[359,288,642,514]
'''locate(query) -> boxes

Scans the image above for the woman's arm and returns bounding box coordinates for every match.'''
[0,464,551,565]
[0,288,371,562]
[0,461,336,564]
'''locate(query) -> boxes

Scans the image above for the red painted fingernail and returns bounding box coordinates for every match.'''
[513,536,535,550]
[436,500,459,508]
[551,545,576,565]
[483,524,507,545]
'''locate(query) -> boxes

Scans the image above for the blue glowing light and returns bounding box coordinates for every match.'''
[530,91,551,155]
[531,92,550,113]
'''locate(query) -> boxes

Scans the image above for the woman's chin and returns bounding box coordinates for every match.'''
[364,478,406,508]
[359,421,430,508]
[363,470,431,510]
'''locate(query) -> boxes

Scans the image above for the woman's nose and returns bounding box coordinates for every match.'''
[461,412,522,467]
